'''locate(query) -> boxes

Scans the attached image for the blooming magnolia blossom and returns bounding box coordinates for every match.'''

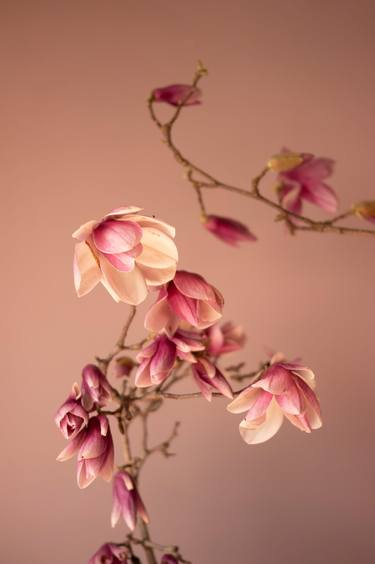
[81,364,112,411]
[73,206,178,305]
[88,543,128,564]
[57,415,114,488]
[277,150,338,215]
[206,321,246,357]
[161,555,179,564]
[145,270,223,335]
[135,330,204,388]
[192,358,233,401]
[203,215,257,246]
[227,353,322,444]
[152,84,202,106]
[111,471,149,531]
[54,383,88,440]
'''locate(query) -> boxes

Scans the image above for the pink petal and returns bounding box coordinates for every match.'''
[301,183,338,213]
[173,271,214,301]
[93,220,143,254]
[253,365,294,394]
[168,284,199,326]
[137,264,177,286]
[275,380,305,415]
[102,251,135,272]
[144,289,178,334]
[72,220,99,241]
[56,431,86,462]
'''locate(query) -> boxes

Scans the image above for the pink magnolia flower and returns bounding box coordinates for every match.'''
[152,84,202,106]
[227,353,322,444]
[57,415,114,488]
[161,555,179,564]
[277,150,338,215]
[206,322,246,357]
[73,206,178,305]
[54,383,88,440]
[192,358,233,402]
[145,270,224,334]
[88,543,128,564]
[203,215,257,246]
[81,364,112,411]
[111,471,149,531]
[135,330,204,388]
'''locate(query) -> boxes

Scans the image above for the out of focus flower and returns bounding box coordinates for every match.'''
[114,356,136,378]
[192,358,233,401]
[54,383,88,440]
[145,270,223,334]
[276,150,338,215]
[135,330,204,388]
[88,543,128,564]
[203,215,257,246]
[206,322,246,357]
[352,201,375,223]
[57,415,114,488]
[73,206,178,305]
[111,471,149,531]
[161,555,179,564]
[227,353,322,444]
[81,364,112,411]
[152,84,202,106]
[267,152,306,172]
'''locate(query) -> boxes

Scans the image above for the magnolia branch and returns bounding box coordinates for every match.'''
[148,63,375,237]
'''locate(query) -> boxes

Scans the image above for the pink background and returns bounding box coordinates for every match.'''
[2,1,375,562]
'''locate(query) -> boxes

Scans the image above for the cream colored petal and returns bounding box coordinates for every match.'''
[134,215,176,238]
[73,242,101,297]
[293,368,316,389]
[104,206,142,219]
[140,227,178,262]
[136,245,177,269]
[198,301,223,328]
[227,387,260,414]
[72,220,99,241]
[137,264,177,286]
[239,400,284,444]
[99,257,148,305]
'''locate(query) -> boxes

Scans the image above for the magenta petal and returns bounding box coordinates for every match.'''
[173,271,213,300]
[93,220,143,254]
[275,380,305,415]
[204,215,257,246]
[103,251,135,272]
[168,284,199,326]
[253,364,294,394]
[152,84,202,106]
[301,183,338,213]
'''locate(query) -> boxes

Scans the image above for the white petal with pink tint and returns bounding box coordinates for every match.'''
[73,241,101,297]
[239,400,284,444]
[93,220,143,254]
[72,220,98,241]
[99,257,148,305]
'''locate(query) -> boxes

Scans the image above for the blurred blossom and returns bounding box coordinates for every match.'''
[145,270,223,334]
[114,356,136,378]
[352,201,375,223]
[88,543,128,564]
[277,150,338,215]
[203,215,257,246]
[57,415,114,488]
[227,353,322,444]
[152,84,202,106]
[72,206,178,305]
[111,471,149,531]
[192,358,233,401]
[161,555,179,564]
[81,364,112,410]
[54,383,88,440]
[135,330,204,388]
[206,322,246,357]
[267,152,306,172]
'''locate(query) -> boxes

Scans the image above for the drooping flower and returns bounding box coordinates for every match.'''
[145,270,223,335]
[54,383,89,440]
[161,555,179,564]
[81,364,112,411]
[352,201,375,224]
[73,206,178,305]
[88,543,129,564]
[206,322,246,357]
[227,353,322,444]
[192,358,233,401]
[135,330,204,388]
[276,150,338,215]
[152,84,202,106]
[111,471,149,531]
[203,215,257,246]
[57,415,114,488]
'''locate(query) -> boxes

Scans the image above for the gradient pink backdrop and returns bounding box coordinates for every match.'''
[2,1,375,562]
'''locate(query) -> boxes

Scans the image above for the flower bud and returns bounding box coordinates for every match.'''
[111,471,149,530]
[114,356,136,378]
[267,152,304,172]
[352,201,375,223]
[152,84,201,106]
[81,364,112,410]
[203,215,257,246]
[161,555,179,564]
[54,383,89,439]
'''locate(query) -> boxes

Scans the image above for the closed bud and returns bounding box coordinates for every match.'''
[115,356,136,378]
[267,152,304,172]
[352,201,375,223]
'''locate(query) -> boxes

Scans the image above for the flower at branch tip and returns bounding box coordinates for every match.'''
[227,353,322,444]
[54,383,89,440]
[114,356,136,378]
[352,201,375,223]
[203,215,257,246]
[276,149,338,215]
[192,358,233,401]
[152,84,202,106]
[56,415,114,488]
[135,330,204,388]
[161,555,179,564]
[267,152,306,172]
[73,206,178,305]
[145,270,224,335]
[111,471,149,531]
[88,543,129,564]
[206,321,246,357]
[81,364,112,410]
